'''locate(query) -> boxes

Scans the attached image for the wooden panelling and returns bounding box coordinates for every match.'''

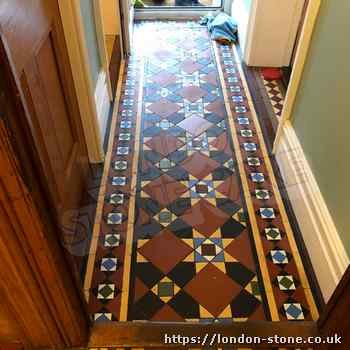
[0,117,89,348]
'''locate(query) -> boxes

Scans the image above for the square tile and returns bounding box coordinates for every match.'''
[112,177,126,186]
[104,233,121,247]
[107,213,122,225]
[109,193,124,205]
[114,161,127,170]
[247,157,261,166]
[243,143,257,152]
[119,133,131,141]
[177,116,213,137]
[259,207,275,219]
[158,281,174,297]
[120,120,132,129]
[117,146,129,155]
[240,130,253,138]
[97,284,115,299]
[277,275,296,291]
[235,106,247,113]
[283,303,305,320]
[270,250,288,264]
[255,189,270,200]
[264,228,281,241]
[237,117,250,125]
[100,257,118,271]
[251,173,265,183]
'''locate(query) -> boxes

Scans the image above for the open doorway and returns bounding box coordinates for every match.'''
[94,0,124,96]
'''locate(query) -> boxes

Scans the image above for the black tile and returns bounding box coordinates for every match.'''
[168,218,193,238]
[225,262,256,287]
[216,198,241,216]
[166,166,189,181]
[220,218,246,238]
[136,262,164,288]
[168,150,188,164]
[168,290,200,319]
[212,166,234,181]
[130,291,164,320]
[168,262,196,288]
[230,290,260,318]
[167,198,192,216]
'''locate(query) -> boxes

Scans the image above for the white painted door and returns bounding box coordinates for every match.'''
[120,0,134,55]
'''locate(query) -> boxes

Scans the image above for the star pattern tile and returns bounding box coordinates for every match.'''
[88,21,317,325]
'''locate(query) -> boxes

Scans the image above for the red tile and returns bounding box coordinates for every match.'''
[184,263,240,317]
[215,176,241,203]
[148,98,181,118]
[143,174,188,207]
[138,229,193,274]
[181,152,219,179]
[178,86,207,102]
[151,304,184,321]
[181,199,229,237]
[151,71,178,86]
[180,59,203,74]
[177,115,213,137]
[205,99,227,118]
[145,132,184,156]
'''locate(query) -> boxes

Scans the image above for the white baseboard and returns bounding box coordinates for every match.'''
[275,121,349,302]
[95,70,111,144]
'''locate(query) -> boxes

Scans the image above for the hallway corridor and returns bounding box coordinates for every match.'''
[85,21,319,323]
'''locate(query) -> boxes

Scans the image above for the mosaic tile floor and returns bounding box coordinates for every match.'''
[85,21,318,324]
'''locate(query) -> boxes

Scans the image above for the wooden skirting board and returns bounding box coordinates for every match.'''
[274,121,349,302]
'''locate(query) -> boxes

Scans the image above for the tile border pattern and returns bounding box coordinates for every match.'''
[214,42,318,321]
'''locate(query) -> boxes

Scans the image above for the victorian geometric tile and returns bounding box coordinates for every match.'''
[86,21,318,325]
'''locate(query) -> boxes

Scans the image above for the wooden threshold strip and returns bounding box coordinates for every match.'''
[89,321,318,348]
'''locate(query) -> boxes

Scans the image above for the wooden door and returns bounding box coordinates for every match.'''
[0,1,90,232]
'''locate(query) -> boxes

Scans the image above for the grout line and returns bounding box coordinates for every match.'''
[213,43,280,321]
[83,60,126,301]
[232,46,319,321]
[119,58,145,322]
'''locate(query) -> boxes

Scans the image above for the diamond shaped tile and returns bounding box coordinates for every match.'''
[138,228,192,274]
[277,275,296,291]
[180,59,203,74]
[270,250,289,264]
[259,207,275,219]
[151,71,178,86]
[181,152,219,179]
[97,284,115,300]
[147,99,182,118]
[143,174,188,207]
[104,233,121,247]
[264,228,281,241]
[283,303,305,320]
[145,132,184,157]
[178,86,207,102]
[100,257,118,271]
[181,199,230,237]
[184,264,240,317]
[205,99,226,118]
[177,116,213,137]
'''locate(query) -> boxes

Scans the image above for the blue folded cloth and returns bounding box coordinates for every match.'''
[200,12,238,43]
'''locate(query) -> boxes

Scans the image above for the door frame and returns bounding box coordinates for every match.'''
[58,0,105,163]
[272,0,321,153]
